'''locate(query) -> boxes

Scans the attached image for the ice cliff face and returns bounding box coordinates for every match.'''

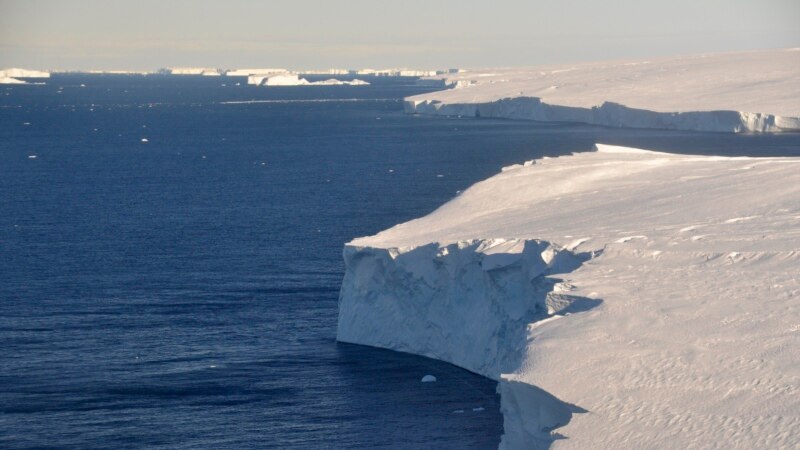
[338,144,800,449]
[339,239,576,377]
[404,49,800,133]
[337,238,597,444]
[405,97,800,133]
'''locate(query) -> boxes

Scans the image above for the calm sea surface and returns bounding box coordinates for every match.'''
[1,74,798,449]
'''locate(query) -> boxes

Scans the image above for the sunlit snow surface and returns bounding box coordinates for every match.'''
[339,144,800,449]
[405,49,800,132]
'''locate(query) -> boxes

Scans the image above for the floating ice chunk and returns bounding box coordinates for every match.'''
[421,374,437,382]
[472,407,485,412]
[141,138,149,143]
[28,155,37,159]
[453,410,464,414]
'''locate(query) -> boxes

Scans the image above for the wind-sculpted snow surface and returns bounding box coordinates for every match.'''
[337,145,800,449]
[404,49,800,132]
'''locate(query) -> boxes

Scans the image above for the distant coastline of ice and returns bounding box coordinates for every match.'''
[404,49,800,133]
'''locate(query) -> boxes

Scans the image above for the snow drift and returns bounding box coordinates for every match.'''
[404,49,800,132]
[337,144,800,449]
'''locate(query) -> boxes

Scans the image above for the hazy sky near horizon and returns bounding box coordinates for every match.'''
[1,0,798,70]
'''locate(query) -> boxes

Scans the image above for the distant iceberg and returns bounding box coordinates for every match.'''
[0,76,27,85]
[0,68,50,78]
[247,73,369,87]
[164,67,222,76]
[0,68,50,84]
[308,78,369,86]
[404,49,800,132]
[225,68,289,76]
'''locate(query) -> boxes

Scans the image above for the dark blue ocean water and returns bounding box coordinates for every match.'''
[1,74,798,449]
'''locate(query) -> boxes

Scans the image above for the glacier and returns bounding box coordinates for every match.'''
[337,144,800,449]
[404,49,800,133]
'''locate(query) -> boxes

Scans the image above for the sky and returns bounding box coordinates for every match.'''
[1,0,798,70]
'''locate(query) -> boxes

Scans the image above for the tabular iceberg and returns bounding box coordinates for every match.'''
[404,49,800,133]
[338,144,800,449]
[0,68,50,84]
[247,74,369,86]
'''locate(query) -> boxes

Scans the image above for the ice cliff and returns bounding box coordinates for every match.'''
[404,49,800,133]
[337,145,800,449]
[338,239,594,379]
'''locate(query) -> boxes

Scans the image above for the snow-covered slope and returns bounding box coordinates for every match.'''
[405,49,800,132]
[337,144,800,449]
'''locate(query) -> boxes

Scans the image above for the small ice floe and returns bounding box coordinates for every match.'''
[23,122,30,126]
[421,374,437,383]
[472,407,485,412]
[202,155,207,159]
[436,174,444,178]
[28,155,37,159]
[141,138,149,143]
[388,169,394,173]
[80,84,86,87]
[453,410,465,414]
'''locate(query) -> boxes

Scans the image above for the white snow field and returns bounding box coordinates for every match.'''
[405,49,800,132]
[337,144,800,449]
